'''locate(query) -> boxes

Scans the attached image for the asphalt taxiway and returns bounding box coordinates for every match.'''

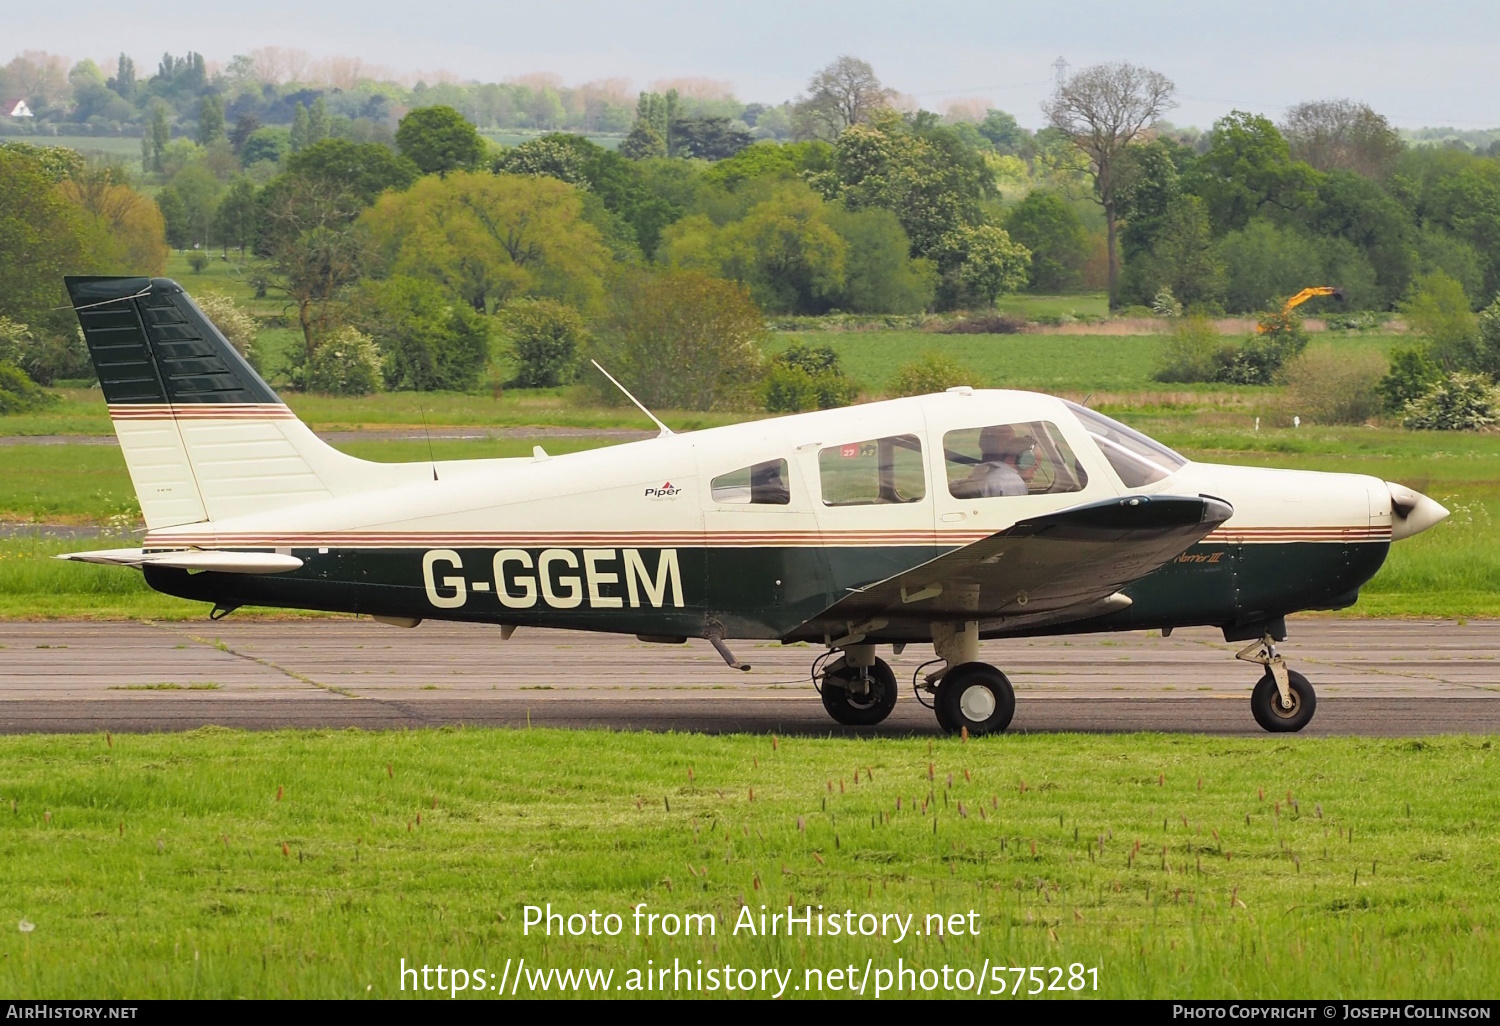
[0,619,1495,735]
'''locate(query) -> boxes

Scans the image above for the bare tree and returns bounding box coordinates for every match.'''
[1043,62,1175,303]
[793,56,894,140]
[1282,99,1404,178]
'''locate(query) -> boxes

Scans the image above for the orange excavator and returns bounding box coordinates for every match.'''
[1257,287,1344,332]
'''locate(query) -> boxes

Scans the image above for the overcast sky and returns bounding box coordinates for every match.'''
[9,0,1496,129]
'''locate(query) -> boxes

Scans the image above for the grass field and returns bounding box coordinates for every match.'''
[0,729,1493,998]
[773,330,1403,398]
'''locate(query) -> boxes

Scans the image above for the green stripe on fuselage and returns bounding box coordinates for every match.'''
[141,541,1389,641]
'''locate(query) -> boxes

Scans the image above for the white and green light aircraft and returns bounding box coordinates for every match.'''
[59,276,1448,734]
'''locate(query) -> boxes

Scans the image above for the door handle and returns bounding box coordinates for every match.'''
[940,512,965,523]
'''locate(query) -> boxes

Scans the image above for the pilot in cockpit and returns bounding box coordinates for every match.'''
[956,424,1037,498]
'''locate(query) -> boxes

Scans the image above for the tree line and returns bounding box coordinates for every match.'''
[4,53,1500,418]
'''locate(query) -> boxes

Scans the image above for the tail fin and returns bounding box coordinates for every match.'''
[66,276,421,529]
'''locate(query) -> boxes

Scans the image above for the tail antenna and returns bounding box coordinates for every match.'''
[590,360,673,438]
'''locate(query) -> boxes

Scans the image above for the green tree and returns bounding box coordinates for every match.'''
[304,325,382,395]
[148,101,170,173]
[396,106,484,176]
[0,361,58,414]
[827,205,936,314]
[241,127,289,166]
[214,177,258,257]
[661,182,847,314]
[1042,61,1176,302]
[588,269,766,410]
[929,224,1030,309]
[1401,271,1477,371]
[282,139,418,206]
[1186,111,1320,235]
[1378,347,1443,412]
[1214,220,1325,313]
[165,164,222,250]
[0,147,89,324]
[360,172,609,314]
[701,140,832,189]
[107,53,135,100]
[494,135,591,185]
[347,276,490,392]
[1417,157,1500,299]
[258,175,367,363]
[976,109,1031,155]
[494,133,679,257]
[307,96,330,146]
[197,93,225,145]
[1403,372,1498,431]
[155,188,187,249]
[618,120,667,160]
[497,298,589,388]
[887,350,977,396]
[1474,295,1500,380]
[289,103,311,154]
[1120,195,1225,310]
[58,172,170,277]
[1302,170,1415,308]
[826,111,993,261]
[764,343,858,411]
[672,117,753,160]
[1003,190,1088,291]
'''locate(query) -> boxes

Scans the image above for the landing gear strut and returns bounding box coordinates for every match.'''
[924,620,1015,736]
[1236,635,1317,732]
[819,648,899,726]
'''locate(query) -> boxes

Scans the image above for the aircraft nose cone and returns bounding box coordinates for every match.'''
[1387,482,1449,541]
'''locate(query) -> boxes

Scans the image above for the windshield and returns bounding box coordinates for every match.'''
[1065,401,1187,488]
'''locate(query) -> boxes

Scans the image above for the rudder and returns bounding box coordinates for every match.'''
[67,276,417,529]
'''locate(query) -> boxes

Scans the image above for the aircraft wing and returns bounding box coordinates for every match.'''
[807,494,1232,632]
[56,548,304,574]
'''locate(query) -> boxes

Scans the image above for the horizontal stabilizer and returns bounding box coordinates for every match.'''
[56,548,303,574]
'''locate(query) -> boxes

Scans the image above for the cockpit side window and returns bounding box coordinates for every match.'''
[818,435,926,506]
[711,459,791,505]
[945,421,1087,499]
[1065,401,1187,487]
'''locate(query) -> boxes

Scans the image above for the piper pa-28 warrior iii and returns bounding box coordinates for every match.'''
[60,276,1450,735]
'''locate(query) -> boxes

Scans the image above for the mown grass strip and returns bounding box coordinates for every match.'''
[0,729,1494,998]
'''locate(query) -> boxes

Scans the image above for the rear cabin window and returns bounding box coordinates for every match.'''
[710,459,791,505]
[818,435,926,506]
[945,421,1088,499]
[1066,401,1187,487]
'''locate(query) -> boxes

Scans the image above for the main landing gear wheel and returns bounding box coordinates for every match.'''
[1250,669,1316,733]
[934,662,1015,736]
[821,657,899,726]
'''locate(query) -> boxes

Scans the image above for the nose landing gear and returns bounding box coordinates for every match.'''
[1237,635,1317,732]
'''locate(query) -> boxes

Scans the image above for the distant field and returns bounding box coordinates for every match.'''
[480,129,624,151]
[773,330,1404,398]
[19,135,143,156]
[0,728,1495,998]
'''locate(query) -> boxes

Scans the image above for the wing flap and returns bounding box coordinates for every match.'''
[57,548,303,574]
[808,494,1231,630]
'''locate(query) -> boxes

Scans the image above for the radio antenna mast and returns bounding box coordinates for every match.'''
[590,360,674,437]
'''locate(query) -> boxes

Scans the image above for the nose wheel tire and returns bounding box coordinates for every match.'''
[821,657,899,726]
[934,662,1015,736]
[1250,669,1316,733]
